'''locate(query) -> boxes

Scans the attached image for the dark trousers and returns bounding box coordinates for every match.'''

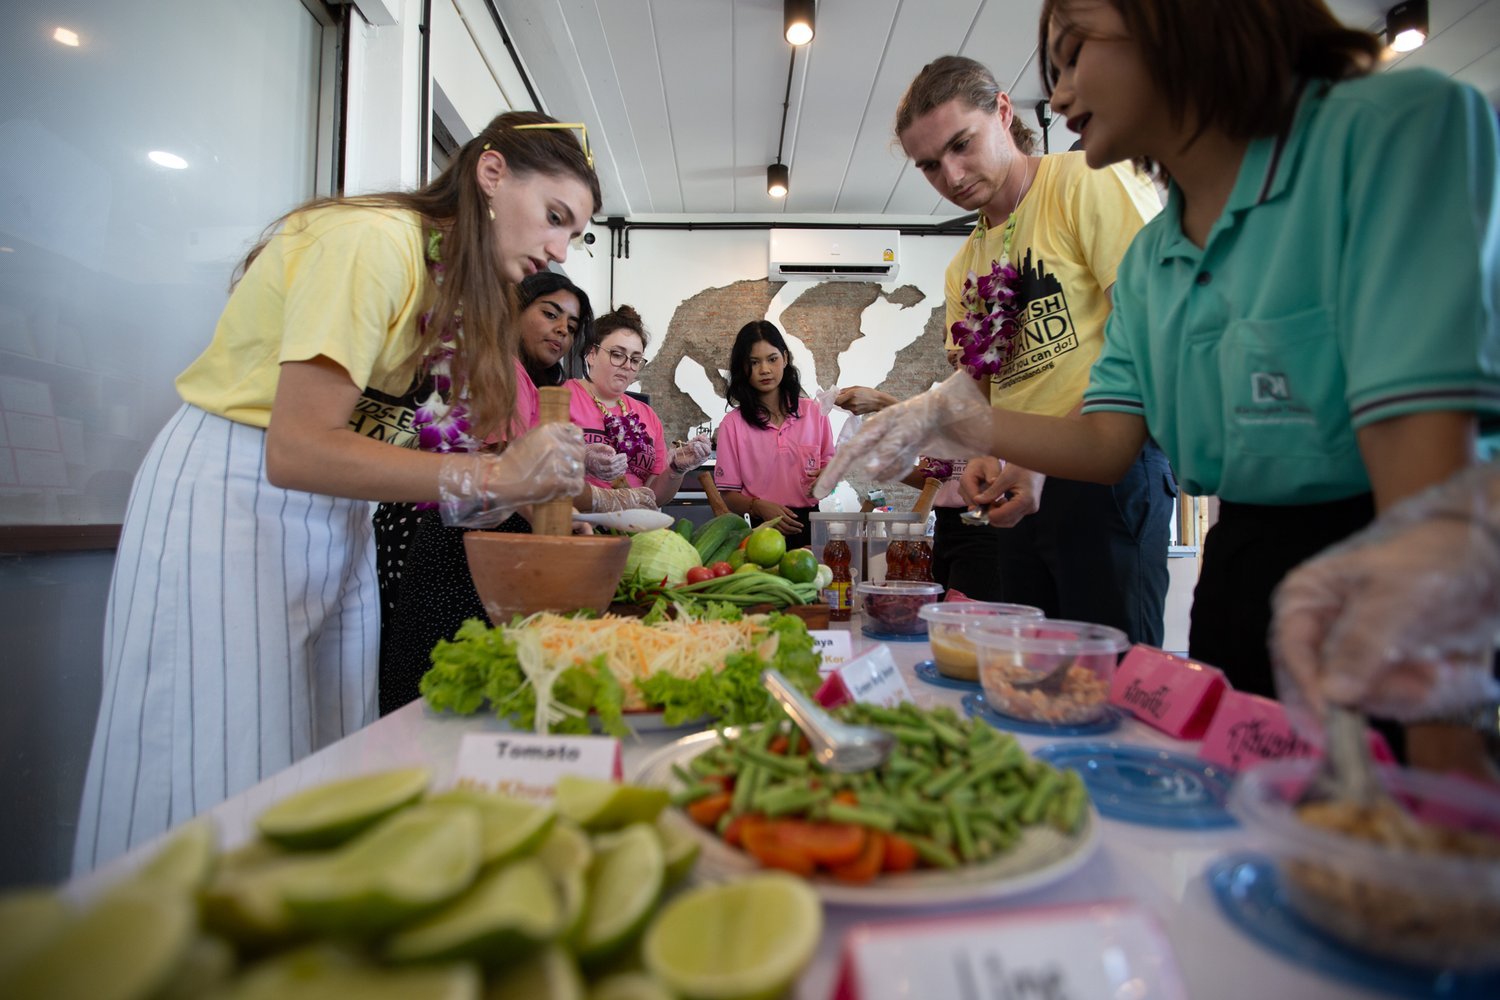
[974,441,1175,646]
[1189,494,1375,699]
[932,506,1003,599]
[751,504,817,552]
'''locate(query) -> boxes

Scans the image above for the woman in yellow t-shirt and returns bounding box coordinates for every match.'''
[74,112,599,874]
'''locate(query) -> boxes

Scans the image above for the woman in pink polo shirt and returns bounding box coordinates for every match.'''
[567,305,711,507]
[714,321,834,550]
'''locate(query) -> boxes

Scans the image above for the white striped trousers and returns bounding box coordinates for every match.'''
[74,405,379,873]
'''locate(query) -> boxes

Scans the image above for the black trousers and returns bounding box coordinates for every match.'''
[751,504,817,552]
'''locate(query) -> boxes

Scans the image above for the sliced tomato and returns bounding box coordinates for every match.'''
[721,813,751,849]
[773,819,867,867]
[685,790,733,829]
[742,822,816,877]
[881,832,919,873]
[830,829,887,883]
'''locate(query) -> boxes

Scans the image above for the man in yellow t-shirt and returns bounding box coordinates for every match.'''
[897,55,1173,645]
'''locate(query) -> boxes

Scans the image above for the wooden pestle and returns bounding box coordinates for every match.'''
[697,471,732,516]
[911,478,942,520]
[531,386,575,537]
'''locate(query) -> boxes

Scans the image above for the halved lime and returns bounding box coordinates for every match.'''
[386,856,563,964]
[589,971,677,1000]
[642,873,821,1000]
[279,801,481,934]
[575,822,665,962]
[0,885,194,1000]
[485,944,584,1000]
[0,889,69,981]
[427,786,556,865]
[554,776,669,832]
[132,818,217,892]
[654,814,701,886]
[226,944,480,1000]
[257,767,429,850]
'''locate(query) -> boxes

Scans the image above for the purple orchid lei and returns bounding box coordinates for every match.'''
[950,214,1025,378]
[411,233,480,456]
[600,404,651,469]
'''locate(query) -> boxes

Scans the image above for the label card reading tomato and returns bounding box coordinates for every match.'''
[452,732,621,803]
[1108,645,1228,739]
[809,629,855,672]
[831,901,1189,1000]
[815,644,911,708]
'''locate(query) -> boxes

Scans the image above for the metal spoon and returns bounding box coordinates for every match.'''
[761,668,894,773]
[1299,704,1385,807]
[1005,656,1077,696]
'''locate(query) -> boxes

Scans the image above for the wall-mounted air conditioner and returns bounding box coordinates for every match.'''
[768,229,900,282]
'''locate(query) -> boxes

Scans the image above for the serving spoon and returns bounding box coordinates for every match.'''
[1004,656,1077,696]
[761,668,894,773]
[570,509,675,533]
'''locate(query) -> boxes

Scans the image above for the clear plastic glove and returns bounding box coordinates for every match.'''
[834,386,898,415]
[589,484,659,512]
[437,423,585,528]
[814,372,993,498]
[669,435,713,474]
[585,443,628,482]
[1272,463,1500,722]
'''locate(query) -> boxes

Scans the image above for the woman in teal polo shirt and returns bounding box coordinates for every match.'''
[817,0,1499,767]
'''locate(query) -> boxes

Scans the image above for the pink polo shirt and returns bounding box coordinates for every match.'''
[484,359,539,447]
[713,397,833,508]
[566,378,668,488]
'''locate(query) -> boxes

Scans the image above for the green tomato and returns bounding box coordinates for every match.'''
[745,527,787,568]
[734,562,762,575]
[778,548,818,584]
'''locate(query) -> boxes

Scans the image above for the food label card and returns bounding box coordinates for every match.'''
[1109,645,1228,739]
[816,644,911,708]
[831,901,1189,1000]
[1198,691,1394,772]
[809,629,855,672]
[452,732,620,802]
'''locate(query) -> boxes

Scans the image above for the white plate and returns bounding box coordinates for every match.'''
[630,729,1101,907]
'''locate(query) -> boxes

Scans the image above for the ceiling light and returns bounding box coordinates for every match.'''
[784,0,814,46]
[767,162,789,198]
[1387,0,1428,53]
[53,27,79,46]
[148,150,188,170]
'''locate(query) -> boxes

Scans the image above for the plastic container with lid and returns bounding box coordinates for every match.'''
[969,618,1127,725]
[855,580,943,636]
[1228,758,1500,971]
[917,601,1044,681]
[864,511,921,583]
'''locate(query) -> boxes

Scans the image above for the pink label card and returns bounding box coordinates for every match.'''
[1198,691,1394,772]
[452,732,621,802]
[1109,645,1228,739]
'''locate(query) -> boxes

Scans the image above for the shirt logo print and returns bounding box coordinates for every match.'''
[1250,372,1291,404]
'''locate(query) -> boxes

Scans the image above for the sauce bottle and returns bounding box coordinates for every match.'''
[823,522,853,622]
[908,525,934,583]
[886,522,910,581]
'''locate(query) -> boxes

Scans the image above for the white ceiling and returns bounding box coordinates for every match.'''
[491,0,1500,221]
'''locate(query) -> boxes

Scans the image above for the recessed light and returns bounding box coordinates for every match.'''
[53,27,80,47]
[0,246,14,253]
[148,150,189,170]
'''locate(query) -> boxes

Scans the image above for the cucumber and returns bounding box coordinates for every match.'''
[673,518,695,540]
[691,514,750,563]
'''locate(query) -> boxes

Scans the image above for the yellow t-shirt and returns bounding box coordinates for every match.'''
[945,153,1160,417]
[175,205,430,444]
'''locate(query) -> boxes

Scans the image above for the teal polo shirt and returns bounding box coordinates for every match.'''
[1083,68,1500,504]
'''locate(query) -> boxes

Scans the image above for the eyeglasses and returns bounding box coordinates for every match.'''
[512,121,594,170]
[600,347,645,370]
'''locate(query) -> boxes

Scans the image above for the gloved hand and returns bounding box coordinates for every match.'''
[1272,463,1500,722]
[589,484,660,512]
[669,435,713,474]
[814,372,993,498]
[437,423,585,528]
[585,443,628,482]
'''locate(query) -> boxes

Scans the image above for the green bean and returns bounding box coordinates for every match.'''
[891,725,937,747]
[758,784,829,817]
[921,765,968,798]
[826,802,899,832]
[1019,768,1062,826]
[949,801,977,863]
[1053,771,1088,833]
[730,762,762,815]
[929,717,969,751]
[670,782,721,807]
[736,745,810,776]
[906,834,960,869]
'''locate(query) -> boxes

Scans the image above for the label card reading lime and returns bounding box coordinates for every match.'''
[832,901,1188,1000]
[453,733,621,803]
[809,630,854,672]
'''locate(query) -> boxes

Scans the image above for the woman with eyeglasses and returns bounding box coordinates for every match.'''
[568,306,712,508]
[374,271,597,716]
[74,112,599,874]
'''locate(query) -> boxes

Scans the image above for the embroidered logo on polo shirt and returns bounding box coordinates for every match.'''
[1250,372,1291,404]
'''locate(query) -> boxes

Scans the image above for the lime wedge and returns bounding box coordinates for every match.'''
[0,889,69,981]
[226,944,480,1000]
[654,814,701,886]
[427,787,556,865]
[200,844,313,948]
[279,801,481,934]
[642,873,821,1000]
[485,944,585,1000]
[257,767,429,850]
[386,856,563,964]
[534,821,594,941]
[589,971,677,1000]
[154,935,237,1000]
[0,885,194,1000]
[554,776,669,832]
[575,822,665,962]
[132,818,217,892]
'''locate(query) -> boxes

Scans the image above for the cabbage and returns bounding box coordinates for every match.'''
[624,528,702,588]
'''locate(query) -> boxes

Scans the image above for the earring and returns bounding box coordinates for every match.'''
[487,203,496,221]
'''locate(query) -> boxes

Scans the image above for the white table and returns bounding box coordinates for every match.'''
[74,623,1386,1000]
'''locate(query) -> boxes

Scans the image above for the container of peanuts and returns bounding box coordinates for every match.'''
[969,618,1126,725]
[917,601,1044,681]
